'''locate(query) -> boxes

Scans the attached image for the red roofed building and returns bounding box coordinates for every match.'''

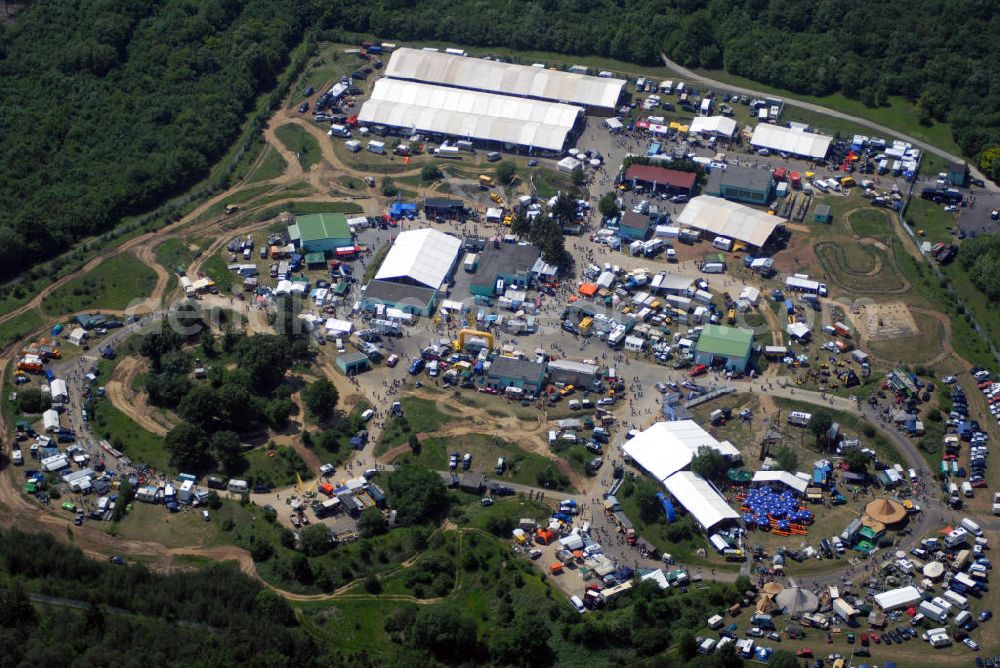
[625,164,697,194]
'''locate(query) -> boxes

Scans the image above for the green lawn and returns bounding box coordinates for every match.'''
[90,398,171,472]
[154,238,200,273]
[848,208,894,239]
[240,447,313,489]
[285,200,363,215]
[396,432,577,493]
[274,124,323,171]
[906,196,957,244]
[531,168,575,199]
[200,252,234,289]
[41,253,158,315]
[246,146,288,183]
[0,309,46,349]
[375,396,458,455]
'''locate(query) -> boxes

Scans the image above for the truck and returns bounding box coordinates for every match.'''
[463,253,479,272]
[478,175,496,189]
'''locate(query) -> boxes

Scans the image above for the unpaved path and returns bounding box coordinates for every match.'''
[106,356,175,437]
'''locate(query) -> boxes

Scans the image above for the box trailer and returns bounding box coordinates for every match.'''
[366,140,385,155]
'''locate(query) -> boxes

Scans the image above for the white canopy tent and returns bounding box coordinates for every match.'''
[663,471,740,531]
[689,116,737,137]
[622,420,741,483]
[752,470,808,495]
[385,47,625,111]
[750,123,832,159]
[374,228,463,290]
[676,196,783,248]
[359,79,580,153]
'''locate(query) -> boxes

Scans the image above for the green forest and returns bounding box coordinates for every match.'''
[0,0,314,281]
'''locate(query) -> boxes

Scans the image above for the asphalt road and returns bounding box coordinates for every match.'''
[660,54,997,192]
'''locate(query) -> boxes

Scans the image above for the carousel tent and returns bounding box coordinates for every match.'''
[776,586,819,615]
[762,582,784,596]
[865,497,907,524]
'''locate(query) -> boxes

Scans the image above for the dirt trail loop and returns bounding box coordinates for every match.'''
[105,356,175,437]
[378,388,585,491]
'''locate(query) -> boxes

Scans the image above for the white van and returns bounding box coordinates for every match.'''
[961,481,973,497]
[712,236,733,252]
[11,449,23,466]
[361,408,375,422]
[548,430,557,446]
[943,590,968,610]
[202,510,210,522]
[953,610,972,627]
[961,518,983,537]
[945,527,970,547]
[569,595,586,613]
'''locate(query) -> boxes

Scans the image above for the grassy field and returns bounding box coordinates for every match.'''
[848,208,895,239]
[199,252,234,288]
[0,309,47,349]
[240,447,313,489]
[285,200,364,216]
[274,124,323,172]
[90,398,171,472]
[531,168,576,199]
[154,238,200,274]
[41,254,158,315]
[773,397,904,466]
[906,196,958,244]
[109,498,253,549]
[375,396,458,456]
[395,432,577,493]
[246,146,288,183]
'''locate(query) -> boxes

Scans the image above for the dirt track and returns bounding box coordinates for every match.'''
[106,356,175,437]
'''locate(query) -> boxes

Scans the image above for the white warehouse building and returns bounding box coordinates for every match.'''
[359,78,583,154]
[750,123,832,160]
[384,47,626,114]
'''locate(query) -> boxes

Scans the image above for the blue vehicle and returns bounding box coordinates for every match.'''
[408,358,425,375]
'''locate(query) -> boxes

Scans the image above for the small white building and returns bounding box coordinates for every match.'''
[50,378,69,403]
[43,409,60,433]
[67,327,88,346]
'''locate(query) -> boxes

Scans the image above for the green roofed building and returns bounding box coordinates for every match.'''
[287,213,352,254]
[305,252,327,268]
[693,324,754,372]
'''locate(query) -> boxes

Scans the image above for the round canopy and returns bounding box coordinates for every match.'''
[762,581,784,596]
[776,586,819,615]
[923,561,945,579]
[865,497,907,524]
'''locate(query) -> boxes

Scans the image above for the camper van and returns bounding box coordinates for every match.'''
[961,517,983,536]
[712,236,733,252]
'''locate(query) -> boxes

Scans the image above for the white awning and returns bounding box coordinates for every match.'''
[752,470,808,494]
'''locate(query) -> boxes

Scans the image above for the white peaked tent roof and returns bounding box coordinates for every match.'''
[689,116,737,137]
[50,378,68,399]
[385,47,626,110]
[622,420,740,482]
[663,471,740,531]
[750,123,832,159]
[752,470,808,494]
[676,196,783,248]
[359,79,579,152]
[776,586,819,614]
[43,409,60,430]
[374,228,463,290]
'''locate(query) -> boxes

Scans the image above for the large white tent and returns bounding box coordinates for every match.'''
[49,378,68,402]
[374,228,463,290]
[750,123,832,159]
[359,79,580,152]
[663,471,740,531]
[873,585,922,611]
[385,47,625,112]
[676,196,784,248]
[622,420,740,483]
[689,116,737,138]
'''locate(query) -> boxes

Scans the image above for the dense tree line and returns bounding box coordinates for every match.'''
[0,0,314,281]
[0,528,318,667]
[960,235,1000,302]
[320,0,999,175]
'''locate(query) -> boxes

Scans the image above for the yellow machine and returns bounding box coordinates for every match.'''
[478,175,496,188]
[296,473,318,496]
[490,193,503,204]
[452,328,495,352]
